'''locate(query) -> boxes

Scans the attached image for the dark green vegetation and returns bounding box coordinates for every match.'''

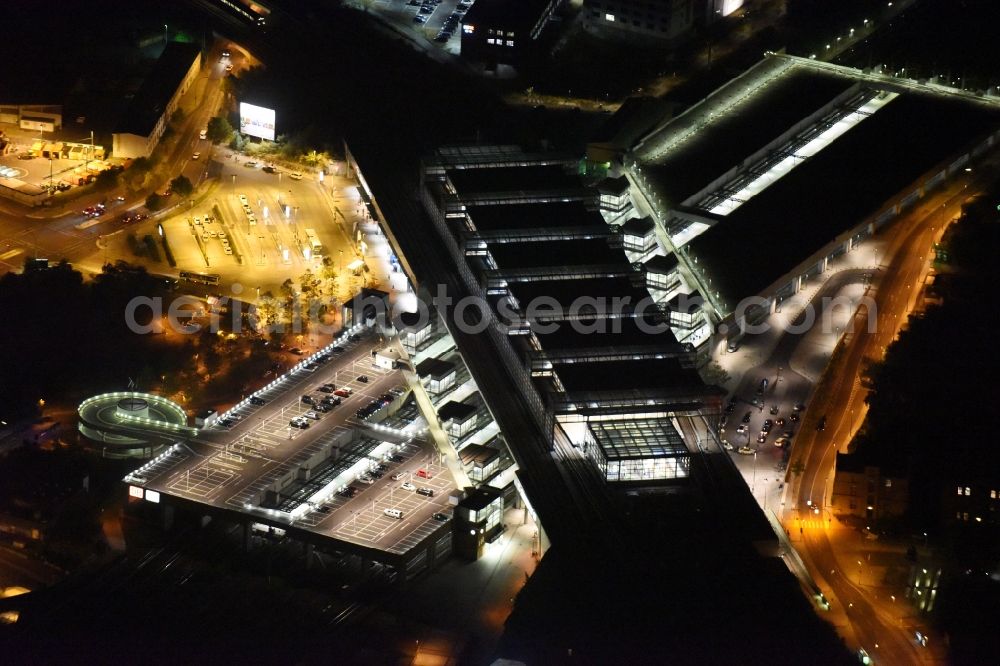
[855,194,1000,663]
[859,195,999,547]
[0,262,277,423]
[0,262,174,421]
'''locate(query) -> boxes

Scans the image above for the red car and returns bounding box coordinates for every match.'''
[416,469,432,479]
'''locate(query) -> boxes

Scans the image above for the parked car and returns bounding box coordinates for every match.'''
[401,482,416,491]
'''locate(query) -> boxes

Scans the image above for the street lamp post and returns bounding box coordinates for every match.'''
[164,24,168,45]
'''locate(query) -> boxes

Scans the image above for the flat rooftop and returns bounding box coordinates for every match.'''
[439,399,478,422]
[687,89,1000,308]
[508,277,653,312]
[116,42,200,137]
[638,66,854,204]
[415,357,456,380]
[447,164,583,197]
[553,358,704,393]
[123,334,455,561]
[459,443,501,466]
[488,238,630,270]
[465,201,606,231]
[462,0,553,30]
[644,253,680,274]
[589,418,688,460]
[531,316,678,351]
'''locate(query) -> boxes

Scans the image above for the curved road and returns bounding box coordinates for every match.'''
[783,176,985,664]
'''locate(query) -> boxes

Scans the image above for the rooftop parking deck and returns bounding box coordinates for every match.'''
[125,330,458,561]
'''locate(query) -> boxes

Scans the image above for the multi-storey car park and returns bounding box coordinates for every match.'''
[102,322,523,579]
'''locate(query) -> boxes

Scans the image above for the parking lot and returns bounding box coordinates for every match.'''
[368,0,475,52]
[130,329,457,557]
[720,376,804,461]
[0,149,110,194]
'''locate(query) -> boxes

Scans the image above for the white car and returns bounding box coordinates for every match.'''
[391,472,405,481]
[400,482,416,491]
[193,216,202,226]
[224,246,233,255]
[192,152,201,160]
[239,194,248,205]
[218,230,227,239]
[289,173,303,180]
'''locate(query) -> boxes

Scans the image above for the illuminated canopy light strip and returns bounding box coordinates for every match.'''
[637,59,794,163]
[708,92,898,216]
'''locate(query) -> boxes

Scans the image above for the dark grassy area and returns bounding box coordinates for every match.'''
[520,21,683,101]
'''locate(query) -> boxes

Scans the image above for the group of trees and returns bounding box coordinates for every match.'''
[0,261,292,423]
[856,196,999,549]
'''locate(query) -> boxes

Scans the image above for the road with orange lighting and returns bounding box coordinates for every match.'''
[783,174,988,664]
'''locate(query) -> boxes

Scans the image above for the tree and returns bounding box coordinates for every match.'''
[207,116,235,144]
[125,157,153,190]
[699,360,731,387]
[94,169,120,191]
[229,131,246,152]
[170,174,194,197]
[145,192,165,211]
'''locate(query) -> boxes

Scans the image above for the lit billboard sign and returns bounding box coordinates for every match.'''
[129,485,144,499]
[239,103,276,141]
[145,489,161,503]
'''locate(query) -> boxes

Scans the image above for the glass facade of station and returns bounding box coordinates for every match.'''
[585,418,690,482]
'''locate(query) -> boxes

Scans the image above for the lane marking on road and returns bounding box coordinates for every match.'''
[0,248,23,261]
